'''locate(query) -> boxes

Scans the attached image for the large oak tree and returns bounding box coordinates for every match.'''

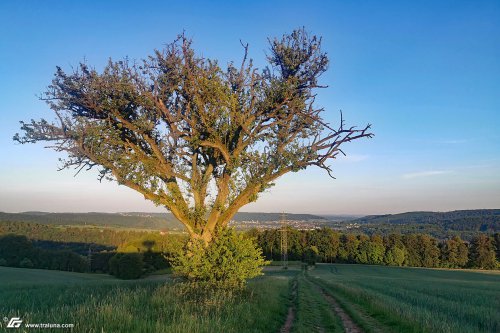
[15,29,372,244]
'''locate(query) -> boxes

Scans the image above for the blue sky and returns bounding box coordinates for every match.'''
[0,0,499,215]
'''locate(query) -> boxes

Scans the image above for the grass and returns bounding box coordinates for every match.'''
[309,264,500,333]
[0,266,116,285]
[1,264,498,332]
[0,266,289,332]
[292,273,344,333]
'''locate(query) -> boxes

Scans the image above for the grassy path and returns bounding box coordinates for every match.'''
[281,271,345,333]
[280,279,297,333]
[307,275,363,333]
[308,274,395,333]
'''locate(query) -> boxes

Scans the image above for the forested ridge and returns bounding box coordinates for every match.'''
[1,210,498,236]
[0,212,328,230]
[352,209,500,232]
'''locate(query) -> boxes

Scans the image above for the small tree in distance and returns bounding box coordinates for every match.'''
[15,29,372,282]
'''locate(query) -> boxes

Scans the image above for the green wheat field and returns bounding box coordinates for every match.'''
[1,264,499,333]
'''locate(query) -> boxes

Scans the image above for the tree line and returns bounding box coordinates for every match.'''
[0,221,179,248]
[250,228,499,270]
[1,223,498,276]
[0,234,88,272]
[0,234,172,279]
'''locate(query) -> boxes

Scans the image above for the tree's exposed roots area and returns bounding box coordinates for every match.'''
[307,276,364,333]
[280,279,298,333]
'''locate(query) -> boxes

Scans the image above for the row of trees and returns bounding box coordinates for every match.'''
[252,228,499,269]
[0,233,171,279]
[0,235,88,272]
[0,221,162,247]
[2,225,498,283]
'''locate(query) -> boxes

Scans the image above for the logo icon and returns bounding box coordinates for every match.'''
[6,317,22,328]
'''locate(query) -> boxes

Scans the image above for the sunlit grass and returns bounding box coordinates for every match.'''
[0,267,289,333]
[310,264,500,333]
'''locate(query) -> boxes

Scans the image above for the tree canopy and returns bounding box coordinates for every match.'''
[15,29,372,243]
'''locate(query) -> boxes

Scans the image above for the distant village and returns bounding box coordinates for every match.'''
[229,219,361,231]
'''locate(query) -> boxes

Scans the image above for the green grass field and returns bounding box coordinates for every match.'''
[308,264,500,333]
[1,265,498,332]
[0,266,289,333]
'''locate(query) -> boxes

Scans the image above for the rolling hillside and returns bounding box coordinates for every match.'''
[347,209,500,238]
[0,211,329,230]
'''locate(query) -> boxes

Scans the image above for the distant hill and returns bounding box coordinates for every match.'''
[2,210,497,236]
[0,212,183,230]
[232,212,327,222]
[0,211,328,230]
[351,209,500,226]
[346,209,500,239]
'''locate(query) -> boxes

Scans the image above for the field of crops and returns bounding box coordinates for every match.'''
[1,265,498,332]
[0,266,289,332]
[308,264,500,333]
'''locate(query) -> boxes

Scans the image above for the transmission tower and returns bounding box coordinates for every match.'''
[280,212,288,269]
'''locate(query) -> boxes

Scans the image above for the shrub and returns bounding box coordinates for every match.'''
[19,257,34,268]
[171,227,269,289]
[0,258,7,266]
[90,252,116,273]
[143,251,170,273]
[109,253,144,279]
[303,246,319,266]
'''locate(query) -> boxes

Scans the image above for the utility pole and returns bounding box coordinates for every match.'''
[280,212,288,269]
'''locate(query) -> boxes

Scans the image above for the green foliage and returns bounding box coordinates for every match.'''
[349,209,500,240]
[15,29,371,251]
[469,234,497,269]
[0,220,187,249]
[254,228,499,270]
[0,234,88,272]
[89,252,115,273]
[19,257,34,268]
[171,228,269,289]
[0,211,184,230]
[142,251,170,274]
[303,246,319,265]
[109,253,144,279]
[440,236,468,268]
[0,234,34,266]
[117,233,184,255]
[0,258,6,266]
[384,245,406,266]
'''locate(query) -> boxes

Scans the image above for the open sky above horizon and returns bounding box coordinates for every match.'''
[0,1,499,215]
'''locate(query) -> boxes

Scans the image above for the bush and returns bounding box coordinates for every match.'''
[171,227,269,289]
[0,235,34,266]
[19,257,34,268]
[90,252,116,273]
[109,253,144,279]
[143,251,170,273]
[0,258,7,266]
[303,246,319,266]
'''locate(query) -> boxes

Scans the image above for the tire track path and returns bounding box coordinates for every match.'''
[307,276,364,333]
[280,279,297,333]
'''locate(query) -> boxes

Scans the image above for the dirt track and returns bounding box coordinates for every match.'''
[280,275,363,333]
[280,279,297,333]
